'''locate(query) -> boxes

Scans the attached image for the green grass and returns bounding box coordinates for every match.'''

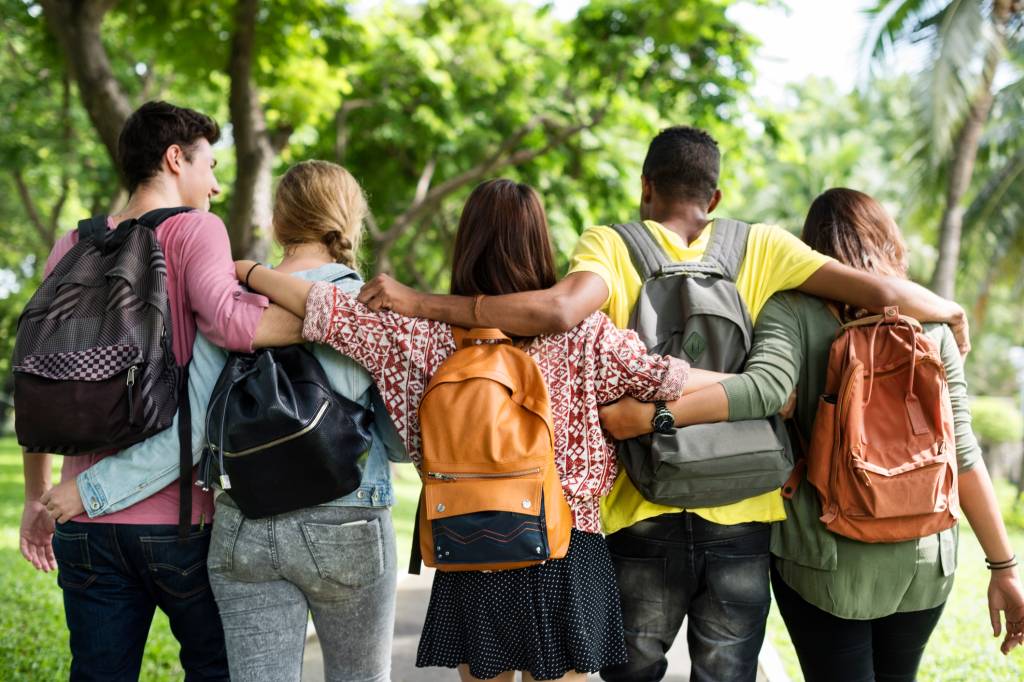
[0,438,422,680]
[765,506,1024,681]
[0,440,183,680]
[6,436,1023,680]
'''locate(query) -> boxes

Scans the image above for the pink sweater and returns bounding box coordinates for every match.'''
[44,211,268,525]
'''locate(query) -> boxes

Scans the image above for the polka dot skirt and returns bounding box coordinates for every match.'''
[416,529,628,679]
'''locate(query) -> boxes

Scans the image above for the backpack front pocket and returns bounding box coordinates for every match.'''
[424,469,549,566]
[844,446,953,519]
[14,345,146,454]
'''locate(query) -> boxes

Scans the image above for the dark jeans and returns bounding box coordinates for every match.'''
[601,512,771,682]
[52,520,229,682]
[771,560,945,682]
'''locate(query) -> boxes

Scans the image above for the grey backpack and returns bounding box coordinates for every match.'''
[611,220,793,508]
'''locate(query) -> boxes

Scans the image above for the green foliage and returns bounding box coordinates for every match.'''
[972,397,1024,446]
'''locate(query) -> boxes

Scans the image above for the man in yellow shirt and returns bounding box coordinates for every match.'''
[357,127,968,681]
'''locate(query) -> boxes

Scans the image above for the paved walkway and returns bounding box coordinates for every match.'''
[302,568,785,681]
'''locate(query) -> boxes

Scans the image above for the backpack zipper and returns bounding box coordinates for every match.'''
[221,399,331,457]
[126,365,138,425]
[427,467,542,481]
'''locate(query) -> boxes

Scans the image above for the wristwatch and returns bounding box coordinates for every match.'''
[651,401,675,435]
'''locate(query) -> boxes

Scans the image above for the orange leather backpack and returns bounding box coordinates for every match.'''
[803,306,959,543]
[410,328,572,573]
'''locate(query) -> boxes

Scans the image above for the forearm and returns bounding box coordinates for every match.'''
[23,452,52,499]
[412,288,579,336]
[252,304,304,348]
[243,263,314,319]
[960,463,1016,564]
[883,277,963,325]
[415,271,606,336]
[671,384,730,426]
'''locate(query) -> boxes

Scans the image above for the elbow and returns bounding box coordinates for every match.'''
[546,294,582,334]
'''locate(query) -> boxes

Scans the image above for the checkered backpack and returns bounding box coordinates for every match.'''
[12,208,192,456]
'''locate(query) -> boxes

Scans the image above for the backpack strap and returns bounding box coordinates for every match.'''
[701,218,751,282]
[135,206,194,230]
[77,215,110,244]
[609,222,671,281]
[177,364,193,541]
[408,489,423,575]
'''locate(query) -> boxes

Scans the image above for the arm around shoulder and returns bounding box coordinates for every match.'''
[799,261,970,354]
[357,270,609,336]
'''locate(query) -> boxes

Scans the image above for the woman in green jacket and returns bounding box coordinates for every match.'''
[600,187,1024,681]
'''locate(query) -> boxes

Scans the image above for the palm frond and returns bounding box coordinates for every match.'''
[915,0,993,162]
[861,0,934,62]
[963,146,1024,249]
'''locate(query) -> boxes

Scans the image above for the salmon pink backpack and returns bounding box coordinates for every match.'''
[802,306,959,543]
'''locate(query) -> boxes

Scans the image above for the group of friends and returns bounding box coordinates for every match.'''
[17,99,1024,682]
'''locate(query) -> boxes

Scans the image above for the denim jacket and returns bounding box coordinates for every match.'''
[77,263,406,516]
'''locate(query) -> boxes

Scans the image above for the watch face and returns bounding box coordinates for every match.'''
[653,413,674,433]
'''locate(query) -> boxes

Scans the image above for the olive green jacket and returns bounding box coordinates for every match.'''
[721,291,980,619]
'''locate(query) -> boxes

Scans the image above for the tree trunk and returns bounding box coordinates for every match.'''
[226,0,282,260]
[929,0,1013,298]
[39,0,130,186]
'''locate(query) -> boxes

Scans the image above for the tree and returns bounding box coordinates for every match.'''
[864,0,1023,298]
[297,0,759,284]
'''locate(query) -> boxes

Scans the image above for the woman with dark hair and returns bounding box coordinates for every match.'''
[236,178,705,681]
[600,188,1024,681]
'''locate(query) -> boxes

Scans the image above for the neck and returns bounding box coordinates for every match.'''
[277,242,334,272]
[111,181,186,222]
[647,202,712,245]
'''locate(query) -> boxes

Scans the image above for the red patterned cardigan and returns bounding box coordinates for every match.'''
[303,281,688,533]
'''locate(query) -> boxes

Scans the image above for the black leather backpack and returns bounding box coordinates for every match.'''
[202,343,374,518]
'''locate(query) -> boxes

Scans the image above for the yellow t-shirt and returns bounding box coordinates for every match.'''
[568,219,832,534]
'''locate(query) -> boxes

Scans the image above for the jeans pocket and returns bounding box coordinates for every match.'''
[609,554,667,635]
[300,518,385,588]
[207,502,244,575]
[53,527,96,591]
[705,551,771,607]
[140,527,213,599]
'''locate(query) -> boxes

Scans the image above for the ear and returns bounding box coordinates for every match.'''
[164,144,186,177]
[707,188,722,214]
[640,175,654,204]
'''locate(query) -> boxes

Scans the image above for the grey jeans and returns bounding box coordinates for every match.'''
[207,496,397,682]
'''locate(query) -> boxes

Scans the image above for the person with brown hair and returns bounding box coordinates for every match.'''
[599,187,1024,681]
[235,178,708,681]
[19,100,301,681]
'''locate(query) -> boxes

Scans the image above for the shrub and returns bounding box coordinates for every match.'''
[971,397,1024,446]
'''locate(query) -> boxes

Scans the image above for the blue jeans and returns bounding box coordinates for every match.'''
[601,512,771,682]
[207,497,397,682]
[52,521,228,682]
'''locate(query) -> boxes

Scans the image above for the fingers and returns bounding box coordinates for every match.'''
[43,541,57,571]
[20,537,52,572]
[357,281,382,305]
[362,291,391,312]
[991,606,1002,637]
